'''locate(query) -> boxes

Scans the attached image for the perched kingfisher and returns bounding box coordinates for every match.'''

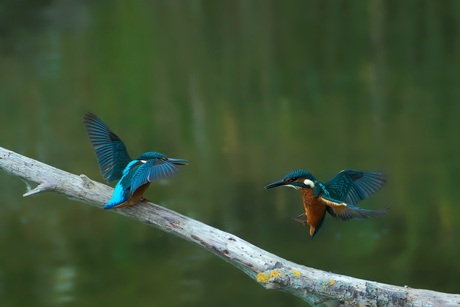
[265,169,387,238]
[83,112,188,209]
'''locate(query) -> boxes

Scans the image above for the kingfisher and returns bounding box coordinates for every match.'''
[265,169,387,238]
[83,112,188,209]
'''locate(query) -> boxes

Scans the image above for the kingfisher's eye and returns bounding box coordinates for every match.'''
[286,177,297,182]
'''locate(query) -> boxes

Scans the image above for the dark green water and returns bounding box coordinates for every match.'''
[1,1,459,306]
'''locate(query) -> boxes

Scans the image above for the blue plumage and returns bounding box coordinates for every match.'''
[84,113,188,209]
[104,160,138,209]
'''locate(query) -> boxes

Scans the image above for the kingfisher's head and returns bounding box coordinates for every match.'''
[136,152,188,166]
[264,169,317,190]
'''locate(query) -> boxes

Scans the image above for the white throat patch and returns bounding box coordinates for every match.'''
[285,184,300,190]
[303,179,315,188]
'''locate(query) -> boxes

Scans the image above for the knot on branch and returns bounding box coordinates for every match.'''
[23,181,57,197]
[80,174,96,188]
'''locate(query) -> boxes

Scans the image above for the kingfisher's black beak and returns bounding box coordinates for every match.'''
[264,179,287,189]
[168,158,188,166]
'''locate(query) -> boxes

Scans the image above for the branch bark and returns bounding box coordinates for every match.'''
[0,146,458,306]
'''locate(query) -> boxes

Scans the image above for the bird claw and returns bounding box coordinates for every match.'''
[292,213,308,226]
[112,202,131,209]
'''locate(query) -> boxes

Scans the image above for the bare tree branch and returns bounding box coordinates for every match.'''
[0,146,458,306]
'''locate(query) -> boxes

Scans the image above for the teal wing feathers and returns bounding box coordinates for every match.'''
[84,112,132,182]
[321,170,387,221]
[323,170,386,206]
[129,160,180,195]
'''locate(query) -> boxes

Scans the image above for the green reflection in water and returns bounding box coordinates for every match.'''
[0,1,459,306]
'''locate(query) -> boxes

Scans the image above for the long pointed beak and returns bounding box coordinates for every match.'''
[168,158,188,165]
[264,179,286,189]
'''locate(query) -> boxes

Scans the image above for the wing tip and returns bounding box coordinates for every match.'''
[327,203,389,221]
[360,207,389,219]
[83,112,99,125]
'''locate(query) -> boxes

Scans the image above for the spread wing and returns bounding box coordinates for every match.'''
[84,112,132,182]
[323,170,386,206]
[129,160,180,195]
[320,196,388,221]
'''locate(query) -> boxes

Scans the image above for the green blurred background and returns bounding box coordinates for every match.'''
[0,1,459,306]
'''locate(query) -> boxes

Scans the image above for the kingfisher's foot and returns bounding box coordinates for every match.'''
[112,202,131,209]
[140,197,150,203]
[292,213,308,226]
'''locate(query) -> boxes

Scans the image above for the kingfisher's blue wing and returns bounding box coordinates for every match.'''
[320,196,388,221]
[323,170,386,206]
[129,160,180,195]
[84,113,132,182]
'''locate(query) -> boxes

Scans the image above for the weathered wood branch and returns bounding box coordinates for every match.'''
[0,146,458,306]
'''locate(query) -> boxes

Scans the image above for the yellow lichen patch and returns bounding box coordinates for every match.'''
[271,269,280,278]
[257,269,281,283]
[322,280,336,289]
[291,270,301,277]
[257,272,269,283]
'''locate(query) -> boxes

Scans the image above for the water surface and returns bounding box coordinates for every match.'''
[0,1,459,306]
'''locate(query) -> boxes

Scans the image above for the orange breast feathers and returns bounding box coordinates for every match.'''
[128,182,151,206]
[300,188,327,235]
[114,182,151,208]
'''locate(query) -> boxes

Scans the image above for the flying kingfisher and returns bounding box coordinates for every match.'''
[265,169,387,238]
[83,112,188,209]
